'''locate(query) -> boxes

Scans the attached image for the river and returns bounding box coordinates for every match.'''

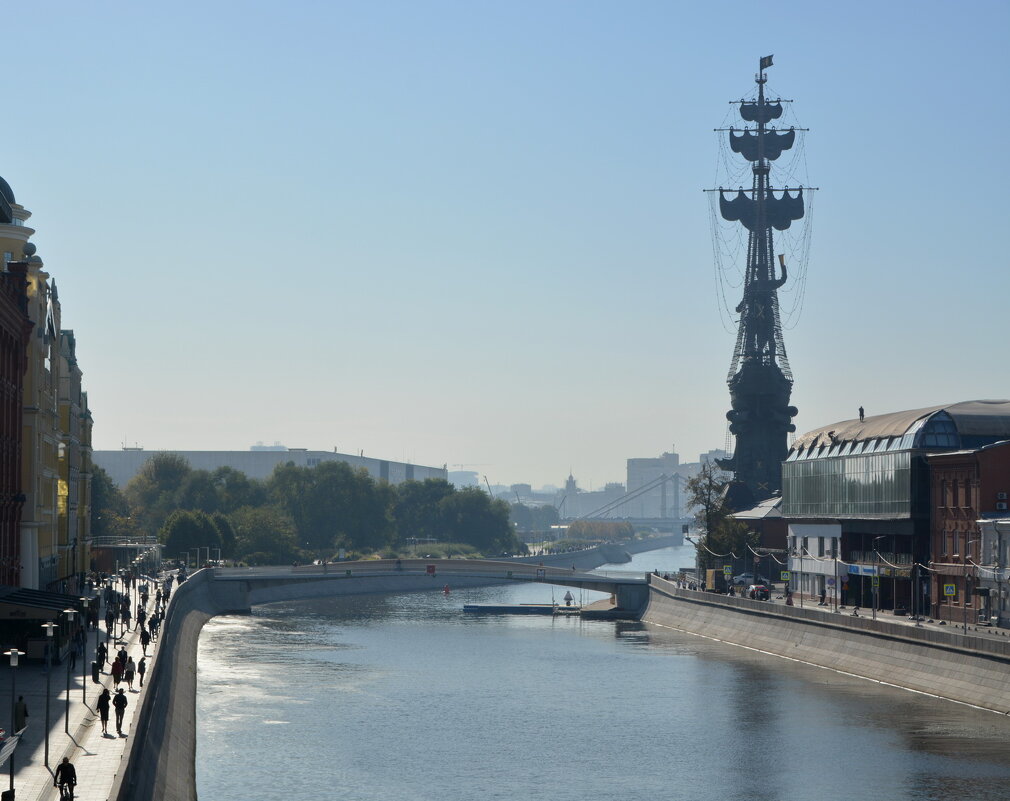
[196,545,1010,800]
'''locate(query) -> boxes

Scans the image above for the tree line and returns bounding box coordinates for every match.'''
[91,454,525,565]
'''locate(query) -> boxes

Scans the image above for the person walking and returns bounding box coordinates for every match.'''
[138,656,147,687]
[124,656,136,691]
[13,695,27,732]
[111,657,124,687]
[113,688,128,734]
[140,627,151,656]
[96,688,111,735]
[97,641,108,673]
[54,756,77,798]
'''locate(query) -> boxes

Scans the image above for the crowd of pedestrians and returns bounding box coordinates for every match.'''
[92,570,175,740]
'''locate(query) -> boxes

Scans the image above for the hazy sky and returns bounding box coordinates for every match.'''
[9,1,1008,490]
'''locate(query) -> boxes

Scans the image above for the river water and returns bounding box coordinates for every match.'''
[196,546,1010,800]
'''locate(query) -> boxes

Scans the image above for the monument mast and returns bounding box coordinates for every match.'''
[711,55,810,509]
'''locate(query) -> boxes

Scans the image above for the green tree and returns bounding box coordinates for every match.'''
[177,470,221,515]
[211,513,237,559]
[91,465,130,539]
[124,453,193,535]
[211,467,266,513]
[230,506,300,565]
[685,462,756,570]
[392,478,455,546]
[159,509,221,559]
[439,489,519,554]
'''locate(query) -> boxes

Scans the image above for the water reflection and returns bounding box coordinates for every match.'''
[195,548,1010,801]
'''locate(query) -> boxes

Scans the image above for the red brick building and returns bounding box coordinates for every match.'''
[0,261,32,585]
[927,441,1010,624]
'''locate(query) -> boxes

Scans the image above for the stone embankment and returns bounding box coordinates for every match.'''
[643,575,1010,713]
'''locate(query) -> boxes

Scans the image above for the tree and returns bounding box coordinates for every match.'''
[392,479,455,546]
[91,465,130,539]
[211,513,237,559]
[439,489,520,554]
[229,506,300,565]
[685,462,756,571]
[125,453,193,535]
[211,467,266,513]
[159,510,221,559]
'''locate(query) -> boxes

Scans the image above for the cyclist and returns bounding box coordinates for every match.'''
[54,756,77,798]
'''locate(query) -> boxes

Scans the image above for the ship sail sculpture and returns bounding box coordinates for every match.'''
[709,55,814,509]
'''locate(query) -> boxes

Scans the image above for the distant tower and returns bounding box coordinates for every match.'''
[712,56,809,508]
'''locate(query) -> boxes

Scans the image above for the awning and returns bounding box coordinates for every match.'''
[0,586,92,621]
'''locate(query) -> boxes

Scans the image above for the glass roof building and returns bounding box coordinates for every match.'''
[780,400,1010,611]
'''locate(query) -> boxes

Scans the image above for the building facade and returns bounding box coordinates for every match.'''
[0,182,92,592]
[927,442,1010,625]
[0,261,31,585]
[781,401,1010,612]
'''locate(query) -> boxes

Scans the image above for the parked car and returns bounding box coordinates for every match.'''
[747,583,772,600]
[732,572,773,586]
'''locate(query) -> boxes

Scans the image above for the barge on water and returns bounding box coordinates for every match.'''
[463,603,580,616]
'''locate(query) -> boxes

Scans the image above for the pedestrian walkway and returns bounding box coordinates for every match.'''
[0,582,166,801]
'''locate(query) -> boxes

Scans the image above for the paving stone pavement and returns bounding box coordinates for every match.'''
[0,585,166,801]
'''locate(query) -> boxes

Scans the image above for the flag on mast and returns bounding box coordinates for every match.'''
[760,55,774,71]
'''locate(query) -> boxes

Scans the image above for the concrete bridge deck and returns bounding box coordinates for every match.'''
[210,557,650,612]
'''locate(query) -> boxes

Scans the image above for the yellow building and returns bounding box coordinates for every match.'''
[0,180,92,591]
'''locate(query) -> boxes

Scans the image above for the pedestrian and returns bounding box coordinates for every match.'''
[124,656,136,691]
[138,656,147,687]
[13,696,27,732]
[97,641,108,673]
[113,688,128,734]
[155,588,162,606]
[118,646,128,664]
[111,658,124,687]
[122,607,132,631]
[96,688,111,735]
[819,587,827,606]
[140,627,151,656]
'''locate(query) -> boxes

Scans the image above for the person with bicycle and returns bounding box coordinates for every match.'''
[54,756,77,798]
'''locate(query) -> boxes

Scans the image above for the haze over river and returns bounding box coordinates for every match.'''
[196,546,1010,800]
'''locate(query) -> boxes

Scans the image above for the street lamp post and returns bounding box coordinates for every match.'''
[964,538,981,636]
[80,597,90,704]
[63,607,76,734]
[5,647,24,794]
[872,536,886,621]
[41,621,56,767]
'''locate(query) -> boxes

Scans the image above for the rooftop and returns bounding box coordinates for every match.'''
[788,400,1010,461]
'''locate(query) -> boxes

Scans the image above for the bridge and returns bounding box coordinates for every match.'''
[209,557,650,612]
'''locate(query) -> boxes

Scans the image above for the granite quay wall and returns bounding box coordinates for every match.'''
[643,576,1010,713]
[110,569,245,801]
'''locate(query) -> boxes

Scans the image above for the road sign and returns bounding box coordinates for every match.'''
[944,583,956,597]
[871,576,879,587]
[723,565,732,576]
[780,571,791,581]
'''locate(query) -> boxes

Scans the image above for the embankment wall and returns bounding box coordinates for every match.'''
[111,570,247,801]
[643,577,1010,714]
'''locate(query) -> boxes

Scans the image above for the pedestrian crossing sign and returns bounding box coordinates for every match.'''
[944,584,956,597]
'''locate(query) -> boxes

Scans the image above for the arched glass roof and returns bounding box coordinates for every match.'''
[787,400,1010,461]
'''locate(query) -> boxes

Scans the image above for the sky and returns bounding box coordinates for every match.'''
[6,1,1008,490]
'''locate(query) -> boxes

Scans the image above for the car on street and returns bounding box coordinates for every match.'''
[732,572,773,586]
[747,583,772,600]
